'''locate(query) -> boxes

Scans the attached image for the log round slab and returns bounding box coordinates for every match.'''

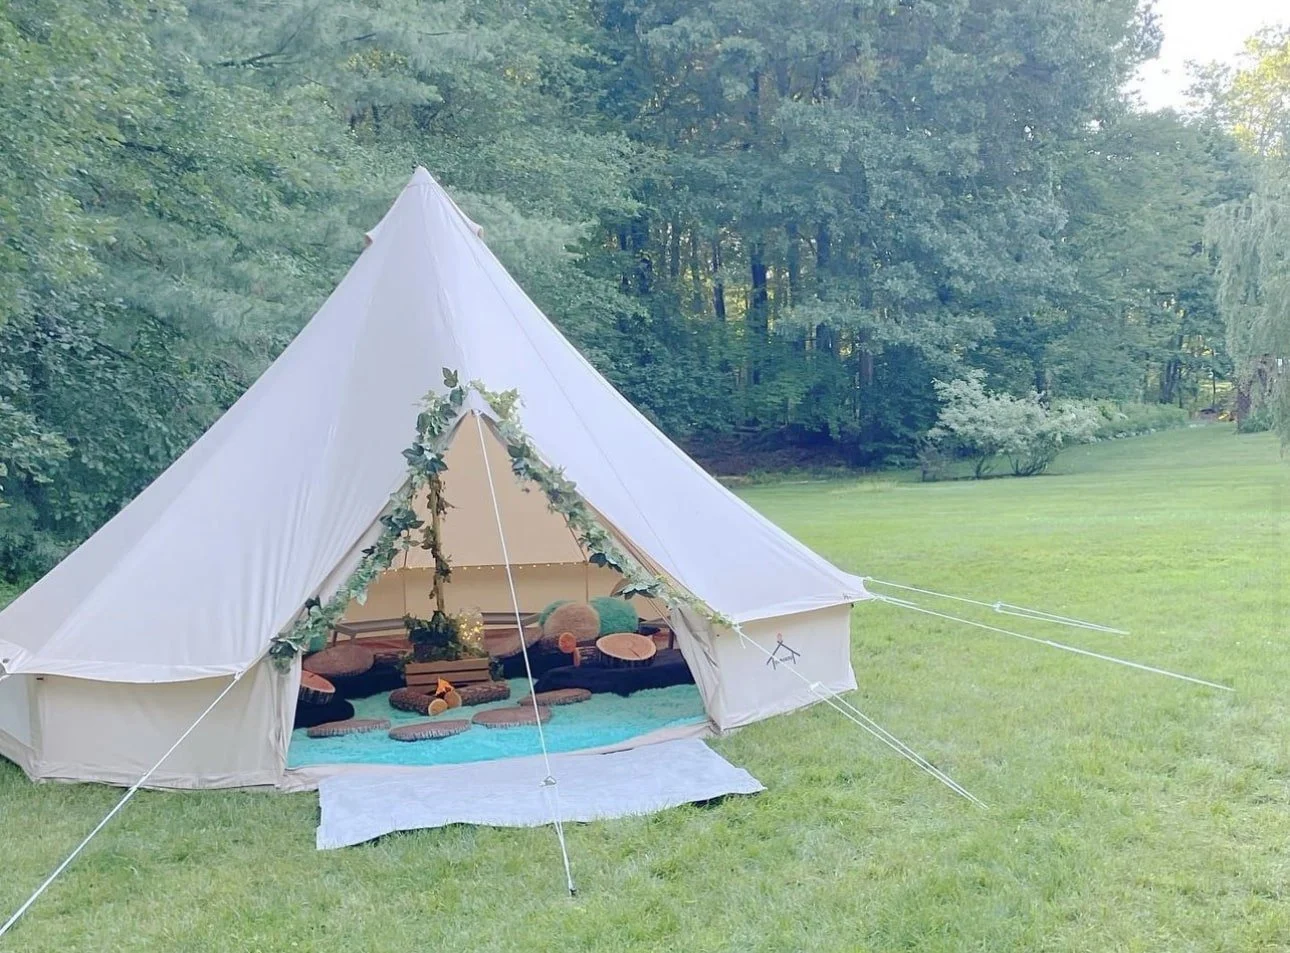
[305,717,391,739]
[389,688,433,714]
[388,719,471,742]
[488,624,542,659]
[542,602,600,642]
[472,705,551,728]
[455,681,512,706]
[298,671,336,706]
[516,688,592,707]
[596,632,657,668]
[302,642,375,679]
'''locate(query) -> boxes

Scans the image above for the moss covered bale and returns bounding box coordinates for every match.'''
[590,596,640,636]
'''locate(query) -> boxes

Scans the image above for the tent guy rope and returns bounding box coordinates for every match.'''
[472,411,578,897]
[732,624,986,808]
[863,578,1128,635]
[0,669,247,942]
[872,595,1232,692]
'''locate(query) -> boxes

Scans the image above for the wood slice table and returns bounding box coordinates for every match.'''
[596,633,657,668]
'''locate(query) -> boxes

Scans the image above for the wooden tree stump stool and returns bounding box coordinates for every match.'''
[596,633,657,668]
[305,718,390,739]
[298,671,336,706]
[302,642,375,679]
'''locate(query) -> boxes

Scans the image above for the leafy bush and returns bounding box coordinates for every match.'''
[928,372,1100,478]
[1238,403,1274,434]
[916,436,950,482]
[1091,402,1190,440]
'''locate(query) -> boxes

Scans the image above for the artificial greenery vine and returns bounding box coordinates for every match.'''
[269,370,467,667]
[471,381,729,626]
[270,369,724,669]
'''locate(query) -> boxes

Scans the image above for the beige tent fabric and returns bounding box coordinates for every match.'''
[402,419,585,569]
[0,168,867,789]
[21,660,293,789]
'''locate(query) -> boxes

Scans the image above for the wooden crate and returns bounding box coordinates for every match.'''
[404,657,492,688]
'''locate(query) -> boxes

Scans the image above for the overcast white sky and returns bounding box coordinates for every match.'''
[1129,0,1287,111]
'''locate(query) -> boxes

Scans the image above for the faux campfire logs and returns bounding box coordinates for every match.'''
[595,633,657,668]
[389,680,511,714]
[455,680,512,706]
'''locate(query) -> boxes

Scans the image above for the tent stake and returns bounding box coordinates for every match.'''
[732,625,985,807]
[472,411,578,897]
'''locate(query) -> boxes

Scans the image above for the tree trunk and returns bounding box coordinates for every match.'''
[688,230,705,313]
[814,222,832,355]
[712,237,726,322]
[786,223,801,309]
[668,216,681,279]
[749,242,769,386]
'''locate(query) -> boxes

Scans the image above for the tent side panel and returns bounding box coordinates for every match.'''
[0,672,33,747]
[670,606,726,727]
[0,672,37,778]
[708,604,856,731]
[31,659,290,789]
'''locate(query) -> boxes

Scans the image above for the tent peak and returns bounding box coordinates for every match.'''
[409,166,436,187]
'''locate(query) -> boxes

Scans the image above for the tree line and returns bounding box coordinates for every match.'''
[1,0,1286,579]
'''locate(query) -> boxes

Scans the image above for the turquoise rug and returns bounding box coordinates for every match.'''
[288,678,707,768]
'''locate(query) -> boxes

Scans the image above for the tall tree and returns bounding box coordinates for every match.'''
[1202,27,1290,440]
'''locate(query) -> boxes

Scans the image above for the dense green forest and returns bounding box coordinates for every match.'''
[1,0,1287,580]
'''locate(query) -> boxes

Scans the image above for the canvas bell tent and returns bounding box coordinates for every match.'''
[0,168,869,790]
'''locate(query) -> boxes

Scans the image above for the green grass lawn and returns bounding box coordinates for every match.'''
[1,425,1286,951]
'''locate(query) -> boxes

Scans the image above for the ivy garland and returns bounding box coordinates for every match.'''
[471,379,728,625]
[268,371,467,666]
[270,369,724,669]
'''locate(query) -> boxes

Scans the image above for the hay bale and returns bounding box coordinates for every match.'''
[488,624,541,659]
[537,600,571,626]
[542,602,600,642]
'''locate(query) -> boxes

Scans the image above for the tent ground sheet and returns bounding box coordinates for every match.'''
[288,678,707,769]
[316,737,765,848]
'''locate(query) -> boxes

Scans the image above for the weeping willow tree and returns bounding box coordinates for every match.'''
[1208,167,1290,441]
[1204,27,1290,444]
